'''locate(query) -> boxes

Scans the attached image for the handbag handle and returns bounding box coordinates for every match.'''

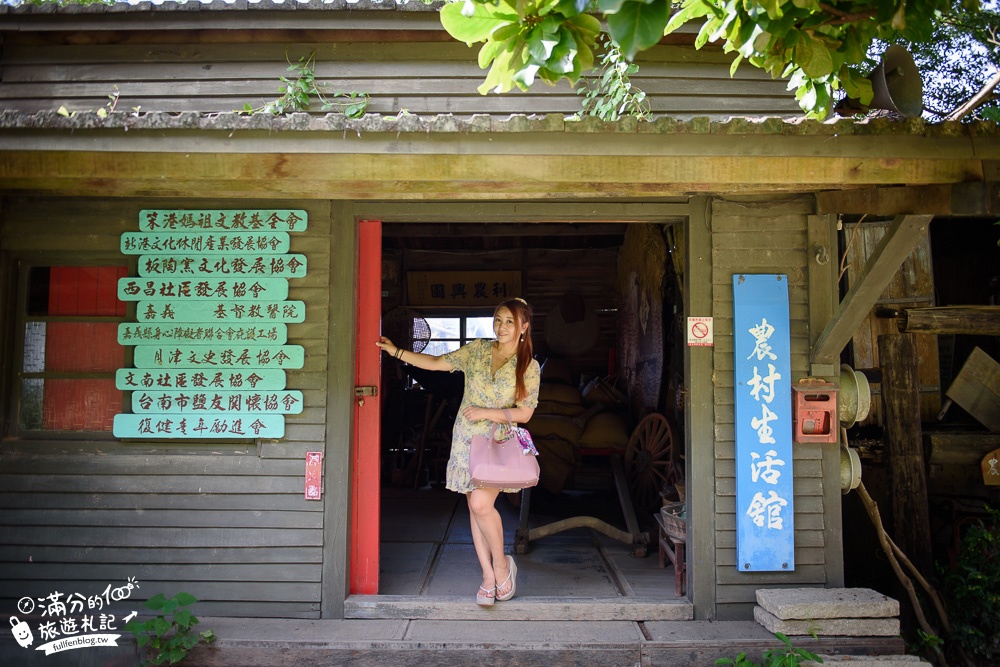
[488,409,516,445]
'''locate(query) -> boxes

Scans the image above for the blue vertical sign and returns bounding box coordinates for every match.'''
[733,274,794,572]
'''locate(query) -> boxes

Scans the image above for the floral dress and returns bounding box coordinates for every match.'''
[442,338,541,494]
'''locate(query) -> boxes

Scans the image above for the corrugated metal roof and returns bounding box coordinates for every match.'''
[1,0,440,15]
[0,109,992,138]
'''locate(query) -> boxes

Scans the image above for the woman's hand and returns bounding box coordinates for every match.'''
[375,336,396,357]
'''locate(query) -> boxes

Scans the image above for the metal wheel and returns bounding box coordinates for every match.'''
[623,413,678,513]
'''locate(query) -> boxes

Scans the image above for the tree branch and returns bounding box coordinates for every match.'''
[855,479,952,667]
[817,3,878,25]
[944,70,1000,121]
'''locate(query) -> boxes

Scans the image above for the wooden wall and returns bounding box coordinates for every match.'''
[708,197,833,619]
[0,197,340,618]
[0,8,801,120]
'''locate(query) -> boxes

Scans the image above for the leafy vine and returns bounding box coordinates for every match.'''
[576,35,651,121]
[242,52,369,118]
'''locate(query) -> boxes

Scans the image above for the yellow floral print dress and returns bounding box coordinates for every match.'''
[442,338,541,494]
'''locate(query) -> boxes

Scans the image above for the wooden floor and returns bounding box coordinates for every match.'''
[378,485,681,601]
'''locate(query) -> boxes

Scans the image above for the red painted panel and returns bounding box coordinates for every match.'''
[48,266,76,315]
[42,266,126,431]
[77,267,99,316]
[45,322,123,372]
[351,220,382,594]
[42,379,120,430]
[47,266,125,315]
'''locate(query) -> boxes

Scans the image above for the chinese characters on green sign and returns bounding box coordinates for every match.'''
[113,210,308,439]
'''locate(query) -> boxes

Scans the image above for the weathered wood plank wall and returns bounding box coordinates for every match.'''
[0,196,336,618]
[709,197,831,619]
[844,221,941,426]
[0,10,801,119]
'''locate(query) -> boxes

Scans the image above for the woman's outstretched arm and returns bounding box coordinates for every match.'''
[376,336,454,372]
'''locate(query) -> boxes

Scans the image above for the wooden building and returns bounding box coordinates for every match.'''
[1,0,998,639]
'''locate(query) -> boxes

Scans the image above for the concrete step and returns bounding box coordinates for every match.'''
[177,618,909,667]
[344,594,694,621]
[1,617,912,667]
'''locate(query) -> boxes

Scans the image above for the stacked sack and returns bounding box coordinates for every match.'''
[526,361,630,494]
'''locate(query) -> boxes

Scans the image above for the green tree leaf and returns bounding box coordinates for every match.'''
[440,1,515,44]
[794,33,834,78]
[607,0,671,60]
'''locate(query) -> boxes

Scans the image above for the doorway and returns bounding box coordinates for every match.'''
[358,216,689,607]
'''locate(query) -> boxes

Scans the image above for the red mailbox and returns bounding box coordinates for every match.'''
[792,378,838,443]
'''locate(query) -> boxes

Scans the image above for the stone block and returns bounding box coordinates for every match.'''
[754,607,900,637]
[756,587,900,620]
[802,655,929,666]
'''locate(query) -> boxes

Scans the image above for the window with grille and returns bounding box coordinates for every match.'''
[15,265,128,434]
[421,315,494,356]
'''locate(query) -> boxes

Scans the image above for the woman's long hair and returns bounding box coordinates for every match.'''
[496,298,534,403]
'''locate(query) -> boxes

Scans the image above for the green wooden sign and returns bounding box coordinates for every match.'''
[138,254,307,278]
[119,323,288,345]
[134,345,304,369]
[118,277,289,301]
[140,210,308,233]
[122,232,290,256]
[114,413,285,439]
[136,300,306,323]
[116,368,286,391]
[131,390,304,414]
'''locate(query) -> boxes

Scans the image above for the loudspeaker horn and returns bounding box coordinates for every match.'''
[835,45,923,118]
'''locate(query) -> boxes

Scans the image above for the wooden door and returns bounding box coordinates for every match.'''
[351,220,381,594]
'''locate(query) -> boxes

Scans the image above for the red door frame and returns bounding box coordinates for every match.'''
[351,219,381,594]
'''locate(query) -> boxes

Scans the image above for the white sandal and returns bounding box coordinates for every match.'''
[476,584,495,607]
[496,555,517,601]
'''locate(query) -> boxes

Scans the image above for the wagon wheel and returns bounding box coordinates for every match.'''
[623,413,678,514]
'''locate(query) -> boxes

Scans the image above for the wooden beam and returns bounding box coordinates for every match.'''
[374,203,689,224]
[384,223,628,237]
[806,214,845,588]
[811,215,933,365]
[879,333,932,576]
[815,182,1000,216]
[685,195,716,620]
[0,150,986,201]
[899,305,1000,335]
[926,431,1000,465]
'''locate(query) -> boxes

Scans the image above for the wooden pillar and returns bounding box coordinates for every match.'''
[878,333,932,575]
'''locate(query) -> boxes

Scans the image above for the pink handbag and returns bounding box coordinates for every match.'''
[469,419,540,490]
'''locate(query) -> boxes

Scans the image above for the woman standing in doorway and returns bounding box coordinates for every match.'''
[377,298,540,606]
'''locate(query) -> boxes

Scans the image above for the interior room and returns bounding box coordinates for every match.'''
[376,221,689,599]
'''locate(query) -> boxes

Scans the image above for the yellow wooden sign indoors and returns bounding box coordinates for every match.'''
[407,271,522,307]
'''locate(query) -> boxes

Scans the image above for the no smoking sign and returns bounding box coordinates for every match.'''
[687,317,714,347]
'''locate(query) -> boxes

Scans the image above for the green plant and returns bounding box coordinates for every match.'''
[57,85,124,119]
[715,632,823,667]
[909,629,943,658]
[125,592,216,667]
[242,51,369,118]
[939,505,1000,665]
[576,34,650,121]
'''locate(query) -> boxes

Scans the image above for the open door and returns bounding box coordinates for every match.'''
[351,219,381,594]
